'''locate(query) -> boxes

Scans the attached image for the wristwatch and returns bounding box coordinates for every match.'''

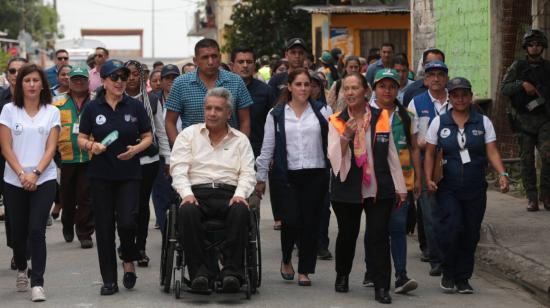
[32,169,42,176]
[498,172,510,178]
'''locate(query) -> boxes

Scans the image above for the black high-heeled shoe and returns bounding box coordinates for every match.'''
[137,251,149,267]
[100,283,119,295]
[335,275,349,293]
[122,262,137,289]
[375,288,392,304]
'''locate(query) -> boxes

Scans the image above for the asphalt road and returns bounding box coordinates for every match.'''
[0,198,544,307]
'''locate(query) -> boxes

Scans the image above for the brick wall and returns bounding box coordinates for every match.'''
[410,0,435,72]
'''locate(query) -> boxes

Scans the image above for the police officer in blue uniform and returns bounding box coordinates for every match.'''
[423,77,509,294]
[77,59,153,295]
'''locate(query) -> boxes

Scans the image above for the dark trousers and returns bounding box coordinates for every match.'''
[91,179,140,284]
[152,157,173,233]
[433,185,487,281]
[332,201,365,275]
[364,197,393,290]
[59,163,94,240]
[178,187,249,280]
[281,169,329,274]
[318,192,331,251]
[417,202,427,252]
[136,161,159,251]
[268,170,284,221]
[518,124,550,200]
[4,180,56,287]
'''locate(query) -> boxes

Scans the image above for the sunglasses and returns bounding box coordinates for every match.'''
[8,68,18,75]
[57,57,69,61]
[108,73,129,82]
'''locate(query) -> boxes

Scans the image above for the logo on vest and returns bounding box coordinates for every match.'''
[440,128,451,138]
[124,114,131,122]
[14,123,23,135]
[472,129,484,136]
[96,115,106,125]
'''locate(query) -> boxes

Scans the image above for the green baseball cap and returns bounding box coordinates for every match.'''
[373,68,400,86]
[69,66,89,78]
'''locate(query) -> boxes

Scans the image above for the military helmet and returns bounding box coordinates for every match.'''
[522,29,548,49]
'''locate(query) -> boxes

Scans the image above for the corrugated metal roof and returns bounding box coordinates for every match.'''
[294,5,409,14]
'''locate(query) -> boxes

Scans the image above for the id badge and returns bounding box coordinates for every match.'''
[459,149,471,164]
[72,123,79,134]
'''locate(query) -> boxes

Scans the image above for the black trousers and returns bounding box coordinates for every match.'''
[60,163,94,240]
[178,187,249,280]
[136,161,159,251]
[91,179,140,284]
[332,201,366,276]
[281,168,329,274]
[268,170,284,221]
[365,197,393,290]
[4,180,56,287]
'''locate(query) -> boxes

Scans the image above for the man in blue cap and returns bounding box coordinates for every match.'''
[406,59,450,277]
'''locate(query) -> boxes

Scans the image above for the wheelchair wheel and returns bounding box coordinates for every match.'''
[162,203,178,293]
[245,267,251,300]
[254,210,262,288]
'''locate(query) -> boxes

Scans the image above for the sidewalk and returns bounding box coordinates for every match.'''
[477,190,550,305]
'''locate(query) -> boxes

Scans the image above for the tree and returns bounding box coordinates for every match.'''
[0,0,58,45]
[223,0,327,58]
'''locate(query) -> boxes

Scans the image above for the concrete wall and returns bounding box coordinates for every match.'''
[410,0,436,72]
[435,0,491,98]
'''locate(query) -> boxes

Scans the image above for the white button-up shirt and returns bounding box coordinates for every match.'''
[256,103,332,182]
[170,123,256,199]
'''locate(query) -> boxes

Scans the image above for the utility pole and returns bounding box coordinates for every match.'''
[152,0,155,58]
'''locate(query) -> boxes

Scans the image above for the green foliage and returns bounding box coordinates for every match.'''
[0,0,58,45]
[0,50,12,72]
[223,0,326,58]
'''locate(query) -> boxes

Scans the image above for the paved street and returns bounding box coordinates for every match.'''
[0,198,544,308]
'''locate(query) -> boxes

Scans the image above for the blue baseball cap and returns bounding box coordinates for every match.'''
[100,59,130,79]
[161,64,180,78]
[424,60,448,74]
[447,77,472,93]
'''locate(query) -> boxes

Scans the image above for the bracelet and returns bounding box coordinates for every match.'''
[18,170,25,177]
[498,172,510,178]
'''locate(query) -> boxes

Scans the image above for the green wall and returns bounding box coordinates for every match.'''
[435,0,490,98]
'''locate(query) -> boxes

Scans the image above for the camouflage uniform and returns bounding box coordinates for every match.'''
[501,30,550,209]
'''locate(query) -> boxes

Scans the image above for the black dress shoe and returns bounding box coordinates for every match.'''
[123,272,137,289]
[334,275,349,293]
[191,276,209,293]
[222,275,241,293]
[137,250,150,267]
[80,239,93,249]
[100,283,119,295]
[63,230,74,243]
[375,288,392,304]
[527,199,539,211]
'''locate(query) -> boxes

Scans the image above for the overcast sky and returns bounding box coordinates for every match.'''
[48,0,202,58]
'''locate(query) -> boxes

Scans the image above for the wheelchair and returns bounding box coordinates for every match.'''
[160,194,262,300]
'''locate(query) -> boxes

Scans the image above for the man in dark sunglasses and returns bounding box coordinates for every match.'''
[501,29,550,212]
[45,49,70,88]
[89,47,110,94]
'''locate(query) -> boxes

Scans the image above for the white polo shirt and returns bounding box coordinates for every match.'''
[0,103,60,187]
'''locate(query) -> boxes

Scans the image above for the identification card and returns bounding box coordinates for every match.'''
[72,123,79,134]
[459,149,471,164]
[101,130,119,147]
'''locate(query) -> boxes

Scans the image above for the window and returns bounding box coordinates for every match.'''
[359,29,408,58]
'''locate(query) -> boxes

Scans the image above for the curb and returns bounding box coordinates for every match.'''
[477,223,550,306]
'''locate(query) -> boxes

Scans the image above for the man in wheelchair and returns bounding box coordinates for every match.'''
[170,87,256,294]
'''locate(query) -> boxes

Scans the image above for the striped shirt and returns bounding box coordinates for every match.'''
[165,68,253,129]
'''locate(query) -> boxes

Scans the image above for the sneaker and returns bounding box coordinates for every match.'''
[31,286,46,302]
[362,272,374,287]
[16,269,29,292]
[317,248,333,260]
[46,215,53,227]
[429,263,442,276]
[440,276,455,293]
[456,279,474,294]
[395,274,418,294]
[80,239,94,249]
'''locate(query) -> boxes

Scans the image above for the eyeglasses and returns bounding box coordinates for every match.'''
[528,42,542,47]
[108,73,129,82]
[8,68,18,75]
[57,57,69,61]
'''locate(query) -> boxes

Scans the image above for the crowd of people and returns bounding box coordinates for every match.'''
[2,28,549,304]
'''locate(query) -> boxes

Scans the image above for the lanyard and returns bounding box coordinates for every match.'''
[458,129,466,150]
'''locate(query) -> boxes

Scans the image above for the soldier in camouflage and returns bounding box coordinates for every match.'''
[501,29,550,211]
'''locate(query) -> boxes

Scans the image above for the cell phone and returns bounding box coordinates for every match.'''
[101,130,119,147]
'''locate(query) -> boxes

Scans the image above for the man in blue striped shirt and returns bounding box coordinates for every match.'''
[165,39,253,145]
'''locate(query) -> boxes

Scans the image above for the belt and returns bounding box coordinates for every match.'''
[192,183,237,191]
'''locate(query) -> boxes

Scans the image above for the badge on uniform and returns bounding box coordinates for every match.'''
[96,114,106,125]
[72,123,80,134]
[124,114,131,122]
[459,149,471,164]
